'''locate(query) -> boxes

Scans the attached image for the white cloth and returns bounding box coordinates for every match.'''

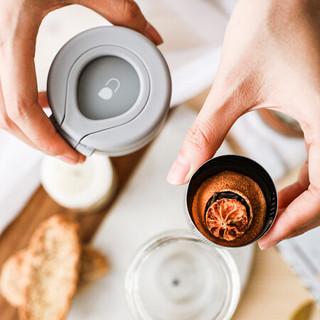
[0,130,43,234]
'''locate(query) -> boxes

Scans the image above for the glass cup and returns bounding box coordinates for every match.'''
[125,231,240,320]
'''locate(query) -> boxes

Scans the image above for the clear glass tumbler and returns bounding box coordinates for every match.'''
[125,231,240,320]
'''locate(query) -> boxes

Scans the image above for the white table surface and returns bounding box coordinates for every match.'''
[67,105,254,320]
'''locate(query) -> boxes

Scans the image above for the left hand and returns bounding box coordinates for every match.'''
[0,0,162,164]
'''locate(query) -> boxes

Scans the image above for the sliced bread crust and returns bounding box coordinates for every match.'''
[19,215,81,320]
[78,245,109,292]
[0,249,30,307]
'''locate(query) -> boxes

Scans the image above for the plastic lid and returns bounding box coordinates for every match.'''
[47,26,171,156]
[77,56,140,120]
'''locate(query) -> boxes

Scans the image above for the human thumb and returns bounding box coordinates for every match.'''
[167,87,244,185]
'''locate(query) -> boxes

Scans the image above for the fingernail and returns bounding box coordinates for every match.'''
[57,156,77,165]
[258,240,278,250]
[78,154,86,164]
[145,23,163,45]
[167,155,191,185]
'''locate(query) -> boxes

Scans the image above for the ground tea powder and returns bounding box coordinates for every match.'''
[191,170,267,247]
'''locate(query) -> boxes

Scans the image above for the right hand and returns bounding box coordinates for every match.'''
[0,0,162,164]
[167,0,320,249]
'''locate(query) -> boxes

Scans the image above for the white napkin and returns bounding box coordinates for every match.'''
[0,130,43,234]
[277,227,320,304]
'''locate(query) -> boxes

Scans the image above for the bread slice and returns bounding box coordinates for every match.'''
[0,249,30,307]
[1,246,109,310]
[78,245,109,292]
[0,215,109,319]
[19,215,81,320]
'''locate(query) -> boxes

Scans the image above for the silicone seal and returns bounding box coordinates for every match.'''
[47,26,171,156]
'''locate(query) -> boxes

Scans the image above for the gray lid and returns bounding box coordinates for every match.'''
[47,26,171,156]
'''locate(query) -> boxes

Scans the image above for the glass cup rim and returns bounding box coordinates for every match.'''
[125,230,241,320]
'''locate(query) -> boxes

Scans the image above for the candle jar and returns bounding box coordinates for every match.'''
[125,231,240,320]
[41,154,116,212]
[185,155,277,248]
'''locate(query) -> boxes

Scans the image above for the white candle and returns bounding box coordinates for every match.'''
[41,154,116,212]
